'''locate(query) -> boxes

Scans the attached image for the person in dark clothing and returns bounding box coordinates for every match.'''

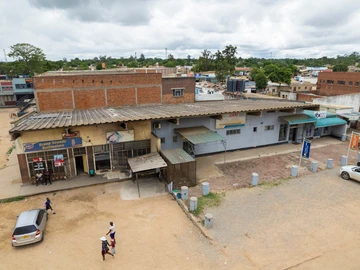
[44,197,55,214]
[43,171,52,185]
[100,237,114,261]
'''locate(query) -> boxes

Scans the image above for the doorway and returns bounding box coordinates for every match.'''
[94,153,111,171]
[289,127,297,142]
[75,156,85,175]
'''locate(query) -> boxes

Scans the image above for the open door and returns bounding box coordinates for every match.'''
[82,154,89,173]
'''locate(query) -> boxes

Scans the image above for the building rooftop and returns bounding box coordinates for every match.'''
[36,70,139,77]
[9,100,318,133]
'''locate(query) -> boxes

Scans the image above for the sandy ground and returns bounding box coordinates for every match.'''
[0,108,17,169]
[0,183,231,270]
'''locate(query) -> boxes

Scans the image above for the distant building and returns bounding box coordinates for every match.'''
[317,72,360,96]
[265,82,290,95]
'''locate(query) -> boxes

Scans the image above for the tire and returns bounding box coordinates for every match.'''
[341,172,350,180]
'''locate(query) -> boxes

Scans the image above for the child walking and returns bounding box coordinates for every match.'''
[110,238,116,255]
[44,197,56,214]
[100,237,114,261]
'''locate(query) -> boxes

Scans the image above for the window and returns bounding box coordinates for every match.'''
[226,129,240,135]
[172,89,184,97]
[355,82,359,87]
[305,86,307,89]
[265,125,274,131]
[36,211,44,226]
[337,80,345,85]
[253,127,257,132]
[161,137,166,143]
[173,136,178,143]
[327,80,334,84]
[349,81,353,86]
[278,124,288,141]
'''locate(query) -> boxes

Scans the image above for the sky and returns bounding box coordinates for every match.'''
[0,0,360,61]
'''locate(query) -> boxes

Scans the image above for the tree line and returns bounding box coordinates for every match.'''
[0,43,358,81]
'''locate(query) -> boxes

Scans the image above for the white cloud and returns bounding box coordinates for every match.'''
[0,0,359,61]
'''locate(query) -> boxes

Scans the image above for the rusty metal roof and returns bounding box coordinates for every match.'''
[9,100,318,133]
[128,152,167,173]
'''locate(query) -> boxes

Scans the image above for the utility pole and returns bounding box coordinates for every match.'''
[3,49,8,62]
[165,48,168,59]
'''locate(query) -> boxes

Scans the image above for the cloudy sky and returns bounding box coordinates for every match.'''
[0,0,360,61]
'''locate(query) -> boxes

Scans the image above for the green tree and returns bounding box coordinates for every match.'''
[139,53,145,62]
[214,45,238,82]
[96,63,102,70]
[8,43,46,75]
[254,71,268,91]
[333,63,349,72]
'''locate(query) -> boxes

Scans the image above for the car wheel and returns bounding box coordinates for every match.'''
[341,172,350,180]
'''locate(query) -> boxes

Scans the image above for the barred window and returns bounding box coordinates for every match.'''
[226,129,240,135]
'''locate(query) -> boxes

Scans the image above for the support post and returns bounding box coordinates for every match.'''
[136,173,140,198]
[204,213,213,229]
[327,159,333,169]
[202,182,210,196]
[251,173,259,186]
[341,155,347,166]
[190,197,198,211]
[181,186,188,200]
[311,161,318,173]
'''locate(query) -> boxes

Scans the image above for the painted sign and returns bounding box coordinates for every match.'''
[302,139,311,159]
[314,111,327,119]
[24,138,82,152]
[54,154,64,167]
[216,113,246,129]
[61,131,80,139]
[32,157,43,163]
[350,132,360,151]
[106,130,134,144]
[33,161,44,170]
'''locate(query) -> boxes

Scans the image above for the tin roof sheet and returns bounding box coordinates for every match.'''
[128,152,167,173]
[161,148,195,164]
[315,117,347,128]
[9,100,318,133]
[280,114,316,125]
[175,126,224,145]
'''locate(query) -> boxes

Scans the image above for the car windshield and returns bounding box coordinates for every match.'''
[13,225,37,235]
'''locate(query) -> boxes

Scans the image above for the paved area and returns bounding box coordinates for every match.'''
[202,167,360,269]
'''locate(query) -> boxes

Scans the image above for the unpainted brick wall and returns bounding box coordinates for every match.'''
[297,93,323,102]
[317,72,360,96]
[162,77,195,104]
[37,91,73,111]
[137,87,161,104]
[107,88,136,107]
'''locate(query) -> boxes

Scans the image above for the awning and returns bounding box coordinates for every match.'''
[175,126,224,145]
[280,114,316,125]
[128,152,167,173]
[315,117,347,128]
[161,148,195,164]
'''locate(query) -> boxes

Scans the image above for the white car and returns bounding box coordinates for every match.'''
[340,166,360,181]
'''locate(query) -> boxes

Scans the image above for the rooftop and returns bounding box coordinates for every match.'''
[10,100,318,133]
[35,70,139,77]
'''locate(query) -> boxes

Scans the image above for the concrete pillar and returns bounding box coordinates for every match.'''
[327,159,333,169]
[204,213,213,229]
[341,134,347,142]
[189,197,198,211]
[341,155,347,166]
[311,161,318,173]
[202,182,210,196]
[291,165,298,177]
[181,186,188,200]
[251,173,259,186]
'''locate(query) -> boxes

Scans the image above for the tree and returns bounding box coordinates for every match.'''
[139,53,145,62]
[8,43,46,75]
[333,64,349,72]
[214,45,238,82]
[254,71,268,91]
[96,63,102,70]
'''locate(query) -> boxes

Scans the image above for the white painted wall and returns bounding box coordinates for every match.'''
[313,94,360,112]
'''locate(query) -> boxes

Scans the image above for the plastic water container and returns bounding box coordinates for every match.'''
[176,192,181,199]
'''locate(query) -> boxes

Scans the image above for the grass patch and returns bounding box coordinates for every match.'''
[190,192,225,217]
[258,177,291,189]
[0,196,25,204]
[6,145,15,156]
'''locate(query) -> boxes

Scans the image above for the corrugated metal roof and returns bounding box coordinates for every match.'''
[9,100,318,133]
[175,126,224,145]
[315,117,347,128]
[280,114,316,125]
[161,148,195,164]
[303,110,337,118]
[128,152,167,173]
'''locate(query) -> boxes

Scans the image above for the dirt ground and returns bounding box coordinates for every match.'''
[190,142,357,197]
[0,183,230,270]
[0,108,17,169]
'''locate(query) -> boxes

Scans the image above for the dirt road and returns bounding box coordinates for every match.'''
[0,183,230,270]
[0,108,17,169]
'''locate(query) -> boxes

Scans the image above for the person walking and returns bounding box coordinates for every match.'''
[110,238,116,255]
[100,237,114,261]
[44,197,56,214]
[106,222,116,240]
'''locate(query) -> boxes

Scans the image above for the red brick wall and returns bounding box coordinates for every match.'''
[37,91,73,111]
[74,89,106,109]
[297,93,323,102]
[317,72,360,96]
[107,88,136,107]
[18,154,30,184]
[162,77,195,104]
[137,87,161,104]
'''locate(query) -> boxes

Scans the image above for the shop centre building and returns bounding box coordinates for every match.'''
[9,71,347,184]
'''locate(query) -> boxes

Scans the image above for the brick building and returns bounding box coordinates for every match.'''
[317,72,360,96]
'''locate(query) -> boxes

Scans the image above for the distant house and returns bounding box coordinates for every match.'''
[266,82,290,95]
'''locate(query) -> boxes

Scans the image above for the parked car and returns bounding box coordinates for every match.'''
[340,166,360,181]
[12,209,48,247]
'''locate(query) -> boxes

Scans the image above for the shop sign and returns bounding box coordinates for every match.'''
[314,111,327,119]
[24,138,82,152]
[216,112,246,129]
[61,131,80,139]
[32,157,43,163]
[106,130,134,143]
[33,161,45,170]
[54,154,64,167]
